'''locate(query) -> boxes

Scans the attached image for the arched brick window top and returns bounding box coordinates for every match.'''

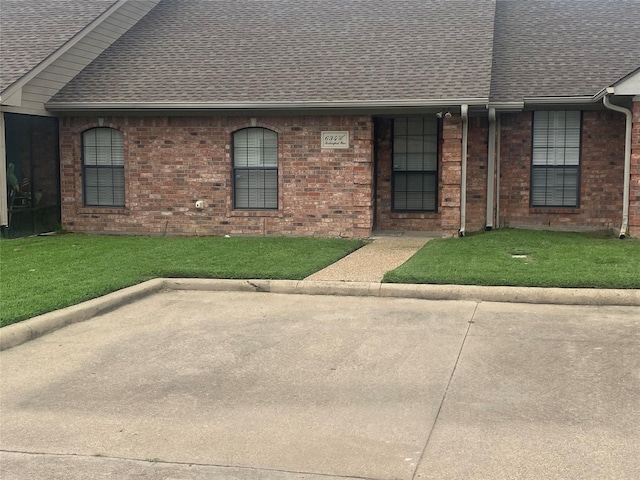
[82,127,125,207]
[232,128,278,210]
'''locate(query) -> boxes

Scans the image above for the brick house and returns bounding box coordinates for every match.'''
[2,0,639,238]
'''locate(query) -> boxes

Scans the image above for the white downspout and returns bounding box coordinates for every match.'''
[495,114,501,228]
[603,91,632,238]
[486,107,496,230]
[0,112,8,228]
[459,104,469,237]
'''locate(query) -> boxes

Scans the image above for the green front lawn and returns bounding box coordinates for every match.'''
[2,229,638,328]
[384,229,640,289]
[0,235,364,327]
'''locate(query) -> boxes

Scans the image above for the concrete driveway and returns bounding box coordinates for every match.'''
[1,290,639,479]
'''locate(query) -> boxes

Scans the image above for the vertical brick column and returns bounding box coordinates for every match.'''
[351,117,375,237]
[466,117,489,231]
[440,115,462,233]
[630,100,640,237]
[59,117,79,231]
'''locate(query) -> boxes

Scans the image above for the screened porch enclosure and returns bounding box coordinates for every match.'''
[3,113,60,238]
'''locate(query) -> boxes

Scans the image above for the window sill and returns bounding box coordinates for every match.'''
[229,210,282,218]
[389,211,439,219]
[529,207,581,214]
[78,207,129,215]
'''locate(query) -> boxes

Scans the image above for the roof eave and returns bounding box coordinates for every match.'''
[523,95,598,105]
[45,98,490,113]
[486,101,525,111]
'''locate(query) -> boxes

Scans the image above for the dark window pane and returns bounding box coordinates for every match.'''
[82,128,125,207]
[392,117,438,211]
[531,111,581,207]
[233,128,279,210]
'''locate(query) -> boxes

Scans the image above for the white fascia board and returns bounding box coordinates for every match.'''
[46,98,490,112]
[0,89,22,107]
[0,0,149,103]
[0,104,54,117]
[592,87,610,102]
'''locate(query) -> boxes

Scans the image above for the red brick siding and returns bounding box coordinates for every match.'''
[466,116,489,232]
[440,116,463,232]
[630,101,640,237]
[60,115,374,237]
[374,115,462,235]
[498,111,625,230]
[59,110,629,237]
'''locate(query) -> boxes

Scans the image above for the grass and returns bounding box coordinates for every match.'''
[0,234,364,327]
[384,229,640,289]
[2,229,638,328]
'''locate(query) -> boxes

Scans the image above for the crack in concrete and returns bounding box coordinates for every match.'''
[0,450,382,480]
[411,301,479,480]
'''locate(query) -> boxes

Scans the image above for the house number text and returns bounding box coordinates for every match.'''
[321,131,349,149]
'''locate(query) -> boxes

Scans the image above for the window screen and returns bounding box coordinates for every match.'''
[233,128,278,209]
[82,128,125,207]
[531,111,581,207]
[392,117,438,211]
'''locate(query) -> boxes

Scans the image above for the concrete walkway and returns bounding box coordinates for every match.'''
[305,232,435,282]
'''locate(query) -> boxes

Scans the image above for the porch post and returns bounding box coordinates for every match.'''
[0,112,8,228]
[352,115,375,237]
[630,99,640,237]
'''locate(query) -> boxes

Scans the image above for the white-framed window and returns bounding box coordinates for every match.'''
[233,128,278,210]
[531,111,581,207]
[82,127,125,207]
[392,117,438,211]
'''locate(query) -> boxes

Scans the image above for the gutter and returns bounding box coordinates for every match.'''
[495,114,502,229]
[602,90,632,238]
[486,107,496,230]
[523,95,598,105]
[459,104,469,237]
[45,98,490,112]
[486,101,524,111]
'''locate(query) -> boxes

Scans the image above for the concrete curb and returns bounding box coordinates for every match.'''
[0,279,166,352]
[167,279,640,306]
[2,278,638,351]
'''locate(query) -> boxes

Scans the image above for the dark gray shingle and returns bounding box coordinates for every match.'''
[490,0,640,102]
[0,0,116,93]
[50,0,496,104]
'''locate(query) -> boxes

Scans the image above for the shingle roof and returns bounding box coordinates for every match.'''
[490,0,640,102]
[0,0,116,93]
[8,0,638,108]
[50,0,497,105]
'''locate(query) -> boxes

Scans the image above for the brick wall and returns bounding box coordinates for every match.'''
[60,115,374,237]
[374,115,463,235]
[498,110,625,231]
[630,101,640,237]
[466,116,489,231]
[59,109,627,238]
